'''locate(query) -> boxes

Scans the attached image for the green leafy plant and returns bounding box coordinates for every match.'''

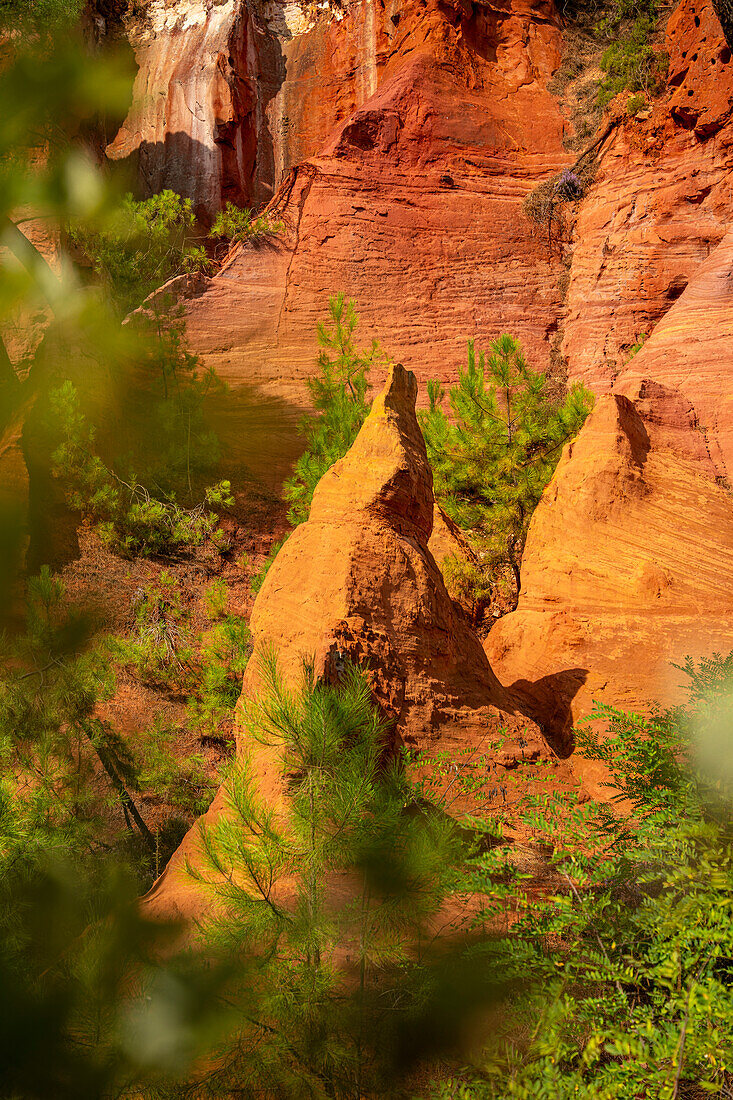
[596,0,667,106]
[187,612,251,740]
[0,567,158,857]
[421,335,594,619]
[69,190,210,315]
[626,91,647,115]
[50,380,234,558]
[114,570,197,690]
[209,201,284,246]
[284,294,386,526]
[439,652,733,1099]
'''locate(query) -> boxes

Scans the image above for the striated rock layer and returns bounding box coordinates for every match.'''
[107,0,269,218]
[144,364,549,920]
[138,0,571,400]
[563,0,733,388]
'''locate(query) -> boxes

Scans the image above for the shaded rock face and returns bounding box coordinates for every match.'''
[486,240,733,777]
[243,361,538,756]
[614,228,733,482]
[123,0,570,395]
[563,0,733,387]
[108,0,269,218]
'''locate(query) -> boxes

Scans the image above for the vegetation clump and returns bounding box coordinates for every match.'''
[597,0,668,106]
[69,190,210,315]
[436,651,733,1098]
[209,201,284,247]
[50,379,234,558]
[421,334,594,619]
[186,653,496,1097]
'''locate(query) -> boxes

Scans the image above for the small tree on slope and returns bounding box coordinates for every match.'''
[283,294,386,526]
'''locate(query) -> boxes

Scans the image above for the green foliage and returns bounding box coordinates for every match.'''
[50,380,234,558]
[596,0,667,105]
[439,652,733,1099]
[626,91,647,115]
[209,201,284,245]
[0,856,228,1100]
[187,612,251,740]
[132,301,227,497]
[421,335,594,615]
[187,652,500,1096]
[0,567,177,872]
[133,718,215,817]
[114,570,197,690]
[283,294,386,525]
[0,0,84,35]
[203,578,228,620]
[70,190,210,315]
[115,569,250,740]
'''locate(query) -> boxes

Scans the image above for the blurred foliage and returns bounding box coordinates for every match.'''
[184,652,508,1097]
[49,376,234,557]
[70,191,210,316]
[421,335,594,620]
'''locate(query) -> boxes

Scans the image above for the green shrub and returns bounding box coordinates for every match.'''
[69,190,209,315]
[436,652,733,1099]
[626,91,647,115]
[283,294,386,525]
[209,202,284,244]
[421,335,594,617]
[596,0,667,106]
[203,578,227,620]
[50,380,234,558]
[114,570,197,690]
[187,613,251,739]
[186,653,501,1097]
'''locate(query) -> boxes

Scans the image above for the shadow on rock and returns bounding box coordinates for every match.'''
[505,667,589,758]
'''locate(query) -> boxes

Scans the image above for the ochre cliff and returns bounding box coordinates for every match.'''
[123,0,570,400]
[107,0,267,218]
[486,237,733,787]
[563,0,733,387]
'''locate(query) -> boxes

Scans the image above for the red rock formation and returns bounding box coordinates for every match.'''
[244,361,536,752]
[563,0,733,387]
[486,242,733,784]
[614,228,733,481]
[144,362,548,919]
[130,0,571,401]
[107,0,265,218]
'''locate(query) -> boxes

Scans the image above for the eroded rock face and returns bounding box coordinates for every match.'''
[144,363,546,920]
[107,0,267,218]
[486,285,733,790]
[563,0,733,387]
[243,361,536,754]
[614,228,733,482]
[150,0,571,399]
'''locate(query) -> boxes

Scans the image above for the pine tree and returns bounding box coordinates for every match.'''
[186,653,497,1097]
[421,335,594,617]
[283,295,385,526]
